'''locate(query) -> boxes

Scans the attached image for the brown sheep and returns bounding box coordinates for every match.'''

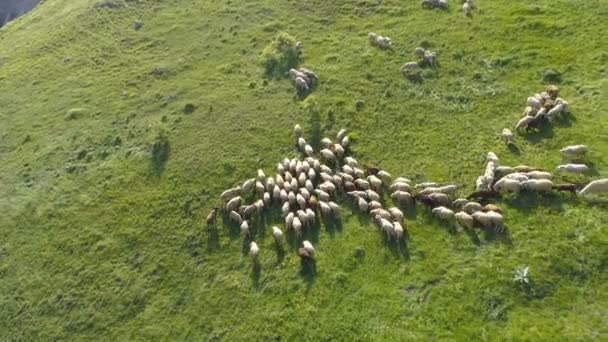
[206,207,219,225]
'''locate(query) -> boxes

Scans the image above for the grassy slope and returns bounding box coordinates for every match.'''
[0,0,607,340]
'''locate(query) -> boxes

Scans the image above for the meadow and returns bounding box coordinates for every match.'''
[0,0,606,340]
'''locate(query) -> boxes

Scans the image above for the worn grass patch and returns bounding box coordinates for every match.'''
[0,0,606,340]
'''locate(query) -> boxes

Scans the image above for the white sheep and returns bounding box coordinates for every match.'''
[463,1,471,15]
[455,211,474,229]
[293,217,302,235]
[337,129,347,141]
[254,199,264,212]
[369,201,383,210]
[560,145,588,159]
[527,96,542,108]
[257,169,266,183]
[394,177,412,184]
[226,196,242,212]
[370,209,392,221]
[423,50,437,67]
[393,190,415,204]
[288,191,296,205]
[281,201,291,217]
[366,190,381,202]
[378,218,395,239]
[293,124,302,138]
[416,182,439,189]
[285,212,294,229]
[220,187,241,201]
[368,175,383,190]
[388,207,404,222]
[263,192,271,205]
[341,136,350,148]
[240,220,250,237]
[400,62,420,75]
[229,210,243,224]
[355,179,371,190]
[525,171,552,180]
[305,179,314,192]
[521,179,554,192]
[319,201,331,216]
[377,171,392,185]
[502,128,515,146]
[486,211,504,229]
[493,178,521,194]
[315,189,330,202]
[306,208,316,224]
[249,242,259,259]
[345,156,359,167]
[432,206,456,223]
[515,115,535,130]
[320,181,336,193]
[256,181,265,196]
[452,198,469,209]
[504,172,529,182]
[298,172,307,186]
[390,182,412,192]
[357,197,369,212]
[307,168,316,181]
[329,201,341,218]
[273,226,283,243]
[297,193,306,209]
[556,164,590,174]
[242,179,255,193]
[321,137,332,148]
[579,179,608,196]
[463,202,482,214]
[302,240,315,255]
[320,148,336,162]
[368,32,392,49]
[333,144,345,158]
[353,168,366,179]
[393,222,405,240]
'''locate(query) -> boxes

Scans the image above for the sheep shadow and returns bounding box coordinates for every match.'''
[383,237,410,260]
[403,203,418,220]
[481,226,512,245]
[507,144,521,155]
[464,228,481,246]
[309,106,322,150]
[251,262,262,289]
[299,259,317,291]
[274,242,286,264]
[522,124,554,144]
[553,111,576,128]
[504,191,565,214]
[221,215,242,240]
[323,216,343,238]
[206,225,220,252]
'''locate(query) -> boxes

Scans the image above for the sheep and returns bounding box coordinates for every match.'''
[273,226,283,243]
[206,207,219,225]
[347,190,367,199]
[486,211,504,230]
[366,190,381,202]
[312,159,321,172]
[297,138,307,151]
[220,187,241,201]
[281,201,291,217]
[298,172,307,186]
[394,177,412,184]
[578,179,608,196]
[355,179,371,190]
[341,172,354,183]
[288,191,296,205]
[378,217,395,239]
[299,68,319,86]
[414,47,426,57]
[369,201,383,210]
[242,178,256,193]
[307,168,316,181]
[341,136,350,148]
[514,165,544,173]
[240,220,250,237]
[254,199,265,212]
[333,144,345,158]
[388,207,404,222]
[257,169,266,183]
[416,182,439,189]
[377,171,392,185]
[249,242,259,260]
[560,145,588,159]
[344,181,356,192]
[291,178,298,191]
[353,168,366,179]
[368,175,383,190]
[393,222,405,240]
[426,192,450,207]
[391,190,413,204]
[320,172,333,183]
[293,217,302,235]
[320,181,336,193]
[255,181,265,196]
[320,148,336,162]
[502,128,515,146]
[493,178,521,194]
[333,175,343,187]
[304,144,314,157]
[294,76,310,93]
[495,166,515,177]
[432,206,456,223]
[482,204,503,214]
[390,182,412,192]
[515,115,535,130]
[546,85,560,99]
[415,194,445,208]
[547,103,567,121]
[556,164,590,174]
[308,195,318,209]
[293,124,302,138]
[229,210,243,224]
[476,176,490,192]
[315,189,331,202]
[306,208,316,224]
[423,50,437,67]
[455,211,474,229]
[472,211,492,229]
[452,198,469,209]
[525,171,552,180]
[319,201,331,216]
[466,190,500,201]
[463,1,471,15]
[337,129,347,141]
[329,201,341,218]
[285,212,294,229]
[357,197,369,212]
[302,240,315,255]
[297,193,307,209]
[263,192,271,205]
[345,156,359,168]
[400,62,421,75]
[370,208,392,221]
[521,179,554,192]
[463,201,483,214]
[525,112,549,131]
[504,172,529,182]
[368,32,392,49]
[422,0,449,9]
[437,185,458,196]
[226,196,242,212]
[527,96,542,108]
[321,137,332,148]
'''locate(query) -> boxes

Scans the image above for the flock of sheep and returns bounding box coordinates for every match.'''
[514,85,570,132]
[209,122,607,267]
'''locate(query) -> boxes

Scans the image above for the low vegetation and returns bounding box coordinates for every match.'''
[0,0,606,340]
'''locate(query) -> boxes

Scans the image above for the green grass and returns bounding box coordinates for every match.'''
[0,0,607,340]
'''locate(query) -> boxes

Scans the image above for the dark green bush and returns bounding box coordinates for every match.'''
[261,32,300,79]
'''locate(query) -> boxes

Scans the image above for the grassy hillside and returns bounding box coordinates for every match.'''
[1,0,607,340]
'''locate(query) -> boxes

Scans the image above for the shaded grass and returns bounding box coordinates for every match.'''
[0,0,606,340]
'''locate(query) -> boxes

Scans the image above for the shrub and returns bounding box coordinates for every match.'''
[542,69,562,83]
[261,32,300,79]
[150,122,170,165]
